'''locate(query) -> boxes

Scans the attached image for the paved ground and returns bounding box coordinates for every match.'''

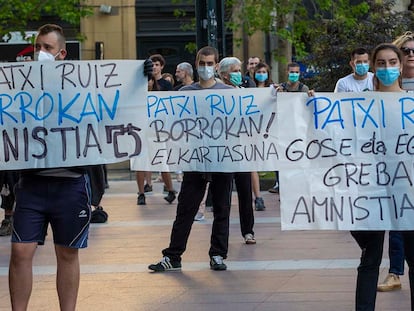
[0,177,411,310]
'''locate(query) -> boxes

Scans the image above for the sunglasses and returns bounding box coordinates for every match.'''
[401,47,414,56]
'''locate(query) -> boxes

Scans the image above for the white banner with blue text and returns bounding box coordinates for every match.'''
[0,60,147,169]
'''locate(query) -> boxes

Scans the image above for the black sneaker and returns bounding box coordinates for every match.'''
[164,191,176,204]
[148,256,181,272]
[210,255,227,271]
[137,193,146,205]
[144,184,153,193]
[254,197,265,211]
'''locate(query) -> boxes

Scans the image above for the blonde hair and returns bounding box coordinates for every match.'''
[393,31,414,48]
[162,73,175,86]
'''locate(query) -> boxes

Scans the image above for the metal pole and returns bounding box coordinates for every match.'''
[196,0,225,58]
[195,0,208,50]
[207,0,218,50]
[216,0,226,58]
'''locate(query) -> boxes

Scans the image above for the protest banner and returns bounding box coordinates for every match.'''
[130,87,279,172]
[0,60,147,169]
[277,92,414,231]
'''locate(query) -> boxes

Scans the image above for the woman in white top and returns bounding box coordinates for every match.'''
[351,42,414,311]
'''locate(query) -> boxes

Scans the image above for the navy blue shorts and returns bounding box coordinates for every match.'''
[12,174,91,248]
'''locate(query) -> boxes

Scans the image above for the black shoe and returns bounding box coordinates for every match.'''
[144,184,153,193]
[148,256,182,272]
[137,193,146,205]
[90,206,108,223]
[210,255,227,271]
[254,197,266,211]
[164,191,176,204]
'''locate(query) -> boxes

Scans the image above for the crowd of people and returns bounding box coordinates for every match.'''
[1,22,414,311]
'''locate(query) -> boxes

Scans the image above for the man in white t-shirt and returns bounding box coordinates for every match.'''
[334,47,374,92]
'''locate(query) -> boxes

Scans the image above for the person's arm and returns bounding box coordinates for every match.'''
[272,82,287,92]
[300,84,314,97]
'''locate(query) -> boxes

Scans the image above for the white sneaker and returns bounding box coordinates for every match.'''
[244,233,256,244]
[176,173,183,182]
[377,273,401,291]
[194,212,205,221]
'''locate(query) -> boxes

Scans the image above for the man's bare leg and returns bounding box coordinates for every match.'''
[144,171,152,187]
[55,245,79,311]
[136,171,146,194]
[161,172,174,192]
[9,242,37,311]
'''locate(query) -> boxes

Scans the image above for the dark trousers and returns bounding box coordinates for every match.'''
[389,231,405,275]
[351,230,385,311]
[86,165,106,206]
[234,172,254,236]
[402,231,414,311]
[163,172,233,262]
[352,230,414,311]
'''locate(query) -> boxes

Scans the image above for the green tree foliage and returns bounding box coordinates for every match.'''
[303,0,414,91]
[0,0,93,40]
[229,0,414,90]
[174,0,414,91]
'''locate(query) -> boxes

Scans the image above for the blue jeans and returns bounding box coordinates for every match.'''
[389,231,405,275]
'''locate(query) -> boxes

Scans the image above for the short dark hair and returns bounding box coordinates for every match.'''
[37,24,66,47]
[351,47,369,59]
[287,62,300,70]
[196,46,219,64]
[150,54,166,66]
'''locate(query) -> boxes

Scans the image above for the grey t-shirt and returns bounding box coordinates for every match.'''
[179,81,233,91]
[178,80,233,176]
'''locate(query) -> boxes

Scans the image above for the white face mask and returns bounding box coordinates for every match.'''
[197,66,215,81]
[34,50,60,61]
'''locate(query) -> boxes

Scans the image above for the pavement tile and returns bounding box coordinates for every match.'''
[0,177,412,310]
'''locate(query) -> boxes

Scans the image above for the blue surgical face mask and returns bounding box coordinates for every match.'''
[229,72,242,86]
[375,67,400,86]
[288,72,300,83]
[255,72,268,82]
[355,63,369,76]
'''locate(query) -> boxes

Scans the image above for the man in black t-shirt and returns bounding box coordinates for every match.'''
[137,54,176,205]
[150,54,173,91]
